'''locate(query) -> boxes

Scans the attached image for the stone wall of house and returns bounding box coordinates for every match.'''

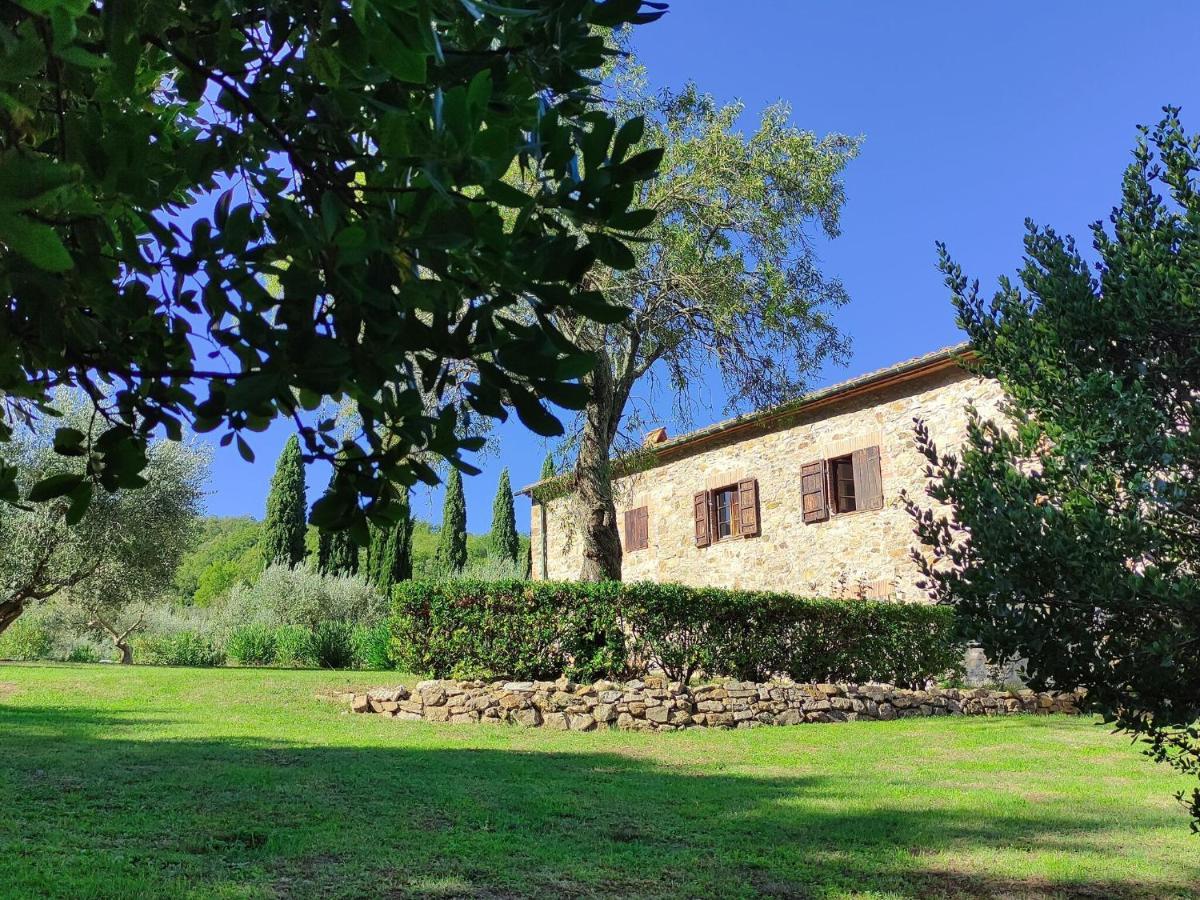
[348,676,1084,731]
[530,364,1006,599]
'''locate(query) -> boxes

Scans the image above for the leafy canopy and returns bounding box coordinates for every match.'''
[0,0,665,534]
[908,108,1200,829]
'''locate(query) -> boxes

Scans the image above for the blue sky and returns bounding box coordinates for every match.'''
[203,1,1200,532]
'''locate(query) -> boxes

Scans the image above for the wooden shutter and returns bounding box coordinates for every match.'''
[623,509,635,551]
[852,445,884,510]
[801,460,829,523]
[737,478,760,537]
[636,506,649,550]
[693,491,712,547]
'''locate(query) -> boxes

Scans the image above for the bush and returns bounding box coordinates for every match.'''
[391,579,625,681]
[226,624,277,666]
[312,620,355,669]
[133,631,224,667]
[218,564,387,638]
[0,618,54,661]
[390,580,963,686]
[352,622,393,670]
[621,582,964,687]
[273,625,316,668]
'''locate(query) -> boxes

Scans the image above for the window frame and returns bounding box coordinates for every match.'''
[829,453,858,515]
[711,484,741,541]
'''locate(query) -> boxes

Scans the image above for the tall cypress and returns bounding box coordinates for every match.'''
[489,468,519,563]
[315,469,357,575]
[365,489,413,593]
[435,468,467,574]
[262,435,307,568]
[540,454,555,480]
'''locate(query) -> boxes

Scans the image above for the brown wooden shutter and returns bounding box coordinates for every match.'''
[801,460,829,523]
[623,509,635,551]
[737,478,760,537]
[693,491,712,546]
[852,445,884,510]
[637,506,649,550]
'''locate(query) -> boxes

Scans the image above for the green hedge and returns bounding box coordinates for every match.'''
[620,582,964,687]
[390,580,964,687]
[390,579,626,681]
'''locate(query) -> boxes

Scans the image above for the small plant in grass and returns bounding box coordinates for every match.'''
[226,624,278,666]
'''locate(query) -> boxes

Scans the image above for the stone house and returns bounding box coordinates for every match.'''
[519,344,1006,600]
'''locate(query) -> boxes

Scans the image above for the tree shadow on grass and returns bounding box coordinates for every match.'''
[0,705,1195,899]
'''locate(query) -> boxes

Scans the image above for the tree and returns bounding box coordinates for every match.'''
[0,393,206,655]
[540,454,557,481]
[0,1,665,532]
[907,108,1200,829]
[172,517,263,606]
[263,436,307,568]
[489,468,519,564]
[436,468,467,574]
[548,57,859,578]
[364,491,414,595]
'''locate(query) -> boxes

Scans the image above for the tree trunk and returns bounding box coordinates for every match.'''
[575,370,623,582]
[0,599,24,636]
[114,638,133,665]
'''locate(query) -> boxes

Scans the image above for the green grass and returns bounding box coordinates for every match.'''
[1,664,1196,899]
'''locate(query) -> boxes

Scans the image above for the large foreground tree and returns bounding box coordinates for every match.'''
[0,393,206,649]
[0,0,664,533]
[908,108,1200,829]
[548,56,860,578]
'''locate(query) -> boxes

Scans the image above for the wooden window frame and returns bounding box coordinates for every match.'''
[712,485,740,541]
[695,478,760,546]
[829,453,858,514]
[802,445,884,525]
[623,506,649,552]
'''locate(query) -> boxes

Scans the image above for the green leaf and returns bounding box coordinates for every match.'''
[28,472,84,502]
[0,212,72,271]
[587,232,636,270]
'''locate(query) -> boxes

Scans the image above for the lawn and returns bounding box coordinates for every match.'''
[1,664,1196,899]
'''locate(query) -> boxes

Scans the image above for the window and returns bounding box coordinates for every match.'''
[693,479,760,546]
[713,487,738,539]
[624,506,649,552]
[801,445,883,524]
[830,454,857,513]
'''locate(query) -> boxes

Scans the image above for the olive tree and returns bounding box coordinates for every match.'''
[0,394,207,659]
[544,54,860,578]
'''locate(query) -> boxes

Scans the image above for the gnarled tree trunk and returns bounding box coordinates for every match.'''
[0,599,25,636]
[574,361,623,582]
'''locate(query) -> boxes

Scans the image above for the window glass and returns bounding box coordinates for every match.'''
[714,488,735,538]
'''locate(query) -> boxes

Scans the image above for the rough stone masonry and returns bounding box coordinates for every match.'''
[347,675,1084,731]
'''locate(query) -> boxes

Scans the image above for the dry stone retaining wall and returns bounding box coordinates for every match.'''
[348,675,1084,731]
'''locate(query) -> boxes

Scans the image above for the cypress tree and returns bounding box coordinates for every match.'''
[315,469,357,576]
[365,489,413,593]
[435,468,467,574]
[540,454,555,480]
[489,468,519,563]
[262,435,307,568]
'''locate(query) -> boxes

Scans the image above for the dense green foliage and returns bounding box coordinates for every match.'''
[226,624,278,666]
[220,564,386,636]
[173,517,263,606]
[540,454,557,481]
[560,50,860,578]
[130,632,225,668]
[435,468,468,573]
[620,582,963,686]
[0,617,52,661]
[488,469,519,563]
[389,580,961,686]
[262,437,307,567]
[391,579,625,681]
[909,109,1200,828]
[0,1,666,531]
[0,392,207,656]
[363,491,413,594]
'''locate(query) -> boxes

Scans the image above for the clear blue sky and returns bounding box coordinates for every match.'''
[202,1,1200,532]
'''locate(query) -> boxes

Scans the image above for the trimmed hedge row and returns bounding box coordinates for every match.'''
[390,580,625,681]
[390,580,964,687]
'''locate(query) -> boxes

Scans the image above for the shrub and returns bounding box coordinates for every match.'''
[133,631,224,667]
[312,620,355,669]
[226,624,277,666]
[0,618,54,661]
[391,579,625,681]
[352,622,393,670]
[390,580,963,686]
[273,625,316,668]
[64,641,102,664]
[621,582,964,687]
[218,564,387,639]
